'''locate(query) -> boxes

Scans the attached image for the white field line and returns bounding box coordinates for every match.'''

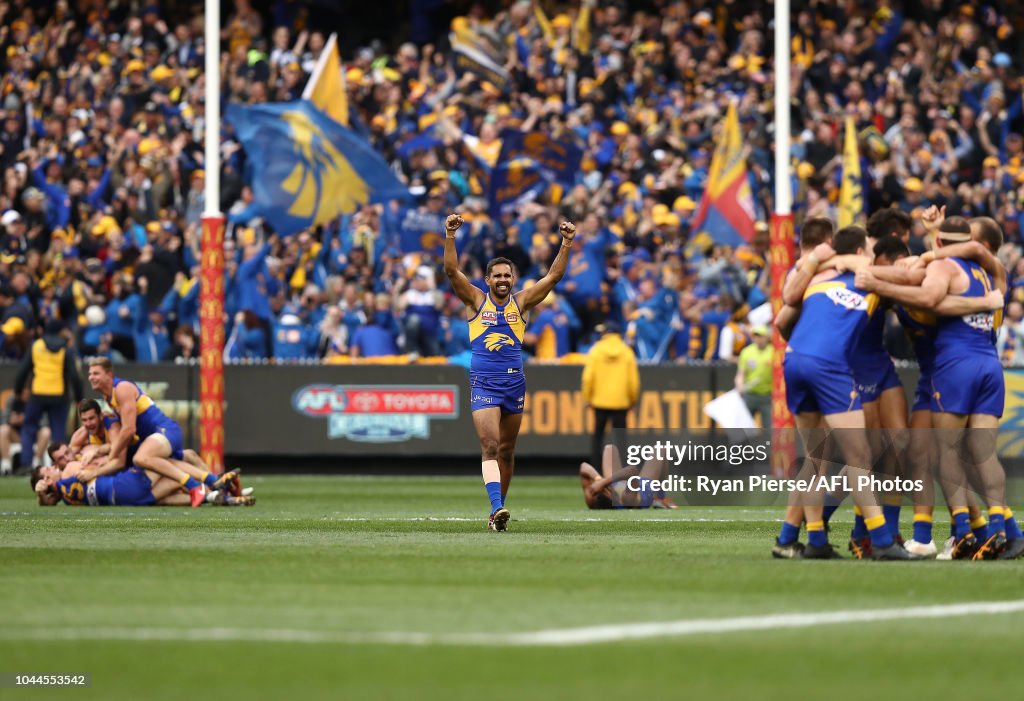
[0,514,763,522]
[3,600,1023,648]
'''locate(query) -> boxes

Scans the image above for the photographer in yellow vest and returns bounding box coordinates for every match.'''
[13,320,82,473]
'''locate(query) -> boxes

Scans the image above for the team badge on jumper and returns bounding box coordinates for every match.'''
[505,312,518,324]
[481,310,498,326]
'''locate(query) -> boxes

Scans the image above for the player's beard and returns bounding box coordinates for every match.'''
[489,282,513,302]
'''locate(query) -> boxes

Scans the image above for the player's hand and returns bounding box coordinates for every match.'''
[854,268,875,291]
[983,289,1005,311]
[560,221,576,241]
[811,242,835,264]
[76,468,95,483]
[920,251,936,265]
[445,213,463,232]
[920,205,945,231]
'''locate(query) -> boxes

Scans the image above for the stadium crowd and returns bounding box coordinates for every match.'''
[0,1,1024,364]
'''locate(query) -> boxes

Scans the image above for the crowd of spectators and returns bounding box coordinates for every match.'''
[1,1,1024,365]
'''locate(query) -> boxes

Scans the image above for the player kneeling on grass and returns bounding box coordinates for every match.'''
[580,444,678,510]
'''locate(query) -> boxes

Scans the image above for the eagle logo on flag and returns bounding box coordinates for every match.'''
[280,109,370,222]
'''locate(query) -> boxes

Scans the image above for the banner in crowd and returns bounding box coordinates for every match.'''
[691,102,757,247]
[398,207,448,256]
[488,131,583,217]
[226,100,408,235]
[488,157,550,218]
[838,115,864,228]
[449,23,512,91]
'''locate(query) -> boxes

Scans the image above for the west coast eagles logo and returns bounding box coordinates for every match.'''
[484,332,515,351]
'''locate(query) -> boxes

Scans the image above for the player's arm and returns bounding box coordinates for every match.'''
[589,465,641,493]
[100,385,137,472]
[861,265,926,286]
[818,254,872,273]
[774,304,801,341]
[934,289,1004,316]
[76,458,126,483]
[68,426,89,454]
[856,261,952,310]
[782,243,834,306]
[517,221,576,312]
[923,241,1007,293]
[442,214,485,310]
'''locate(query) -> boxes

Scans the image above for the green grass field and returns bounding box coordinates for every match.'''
[1,474,1022,700]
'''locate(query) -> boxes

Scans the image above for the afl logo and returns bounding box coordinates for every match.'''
[825,287,867,311]
[505,312,518,324]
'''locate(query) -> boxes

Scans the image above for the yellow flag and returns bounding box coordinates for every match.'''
[838,116,863,227]
[302,33,348,126]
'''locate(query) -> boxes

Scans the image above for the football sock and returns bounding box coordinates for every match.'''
[851,506,868,539]
[482,460,502,512]
[882,497,902,538]
[822,493,841,524]
[912,513,933,544]
[180,475,201,491]
[778,521,801,545]
[952,508,971,539]
[988,507,1006,537]
[866,514,894,549]
[971,514,989,542]
[1005,509,1023,539]
[199,471,218,488]
[807,520,827,547]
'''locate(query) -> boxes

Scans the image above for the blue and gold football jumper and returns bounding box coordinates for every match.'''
[468,293,528,414]
[784,272,878,415]
[55,468,155,506]
[849,297,901,403]
[895,306,937,412]
[931,258,1004,417]
[108,378,184,459]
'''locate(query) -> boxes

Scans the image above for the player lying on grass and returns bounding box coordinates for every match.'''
[580,444,678,509]
[30,441,255,506]
[69,397,250,504]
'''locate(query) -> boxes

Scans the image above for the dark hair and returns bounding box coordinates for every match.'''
[867,208,913,239]
[872,235,910,263]
[591,491,614,509]
[972,216,1004,252]
[46,441,66,460]
[78,399,101,416]
[485,257,517,277]
[800,218,834,250]
[29,466,44,491]
[833,226,868,255]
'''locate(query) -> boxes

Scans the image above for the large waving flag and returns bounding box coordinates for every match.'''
[691,103,757,246]
[488,130,582,217]
[302,33,348,126]
[226,100,408,236]
[838,115,864,228]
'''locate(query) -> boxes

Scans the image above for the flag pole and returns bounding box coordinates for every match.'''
[199,0,226,473]
[770,0,796,475]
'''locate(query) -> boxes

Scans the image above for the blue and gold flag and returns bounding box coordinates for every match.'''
[226,100,408,235]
